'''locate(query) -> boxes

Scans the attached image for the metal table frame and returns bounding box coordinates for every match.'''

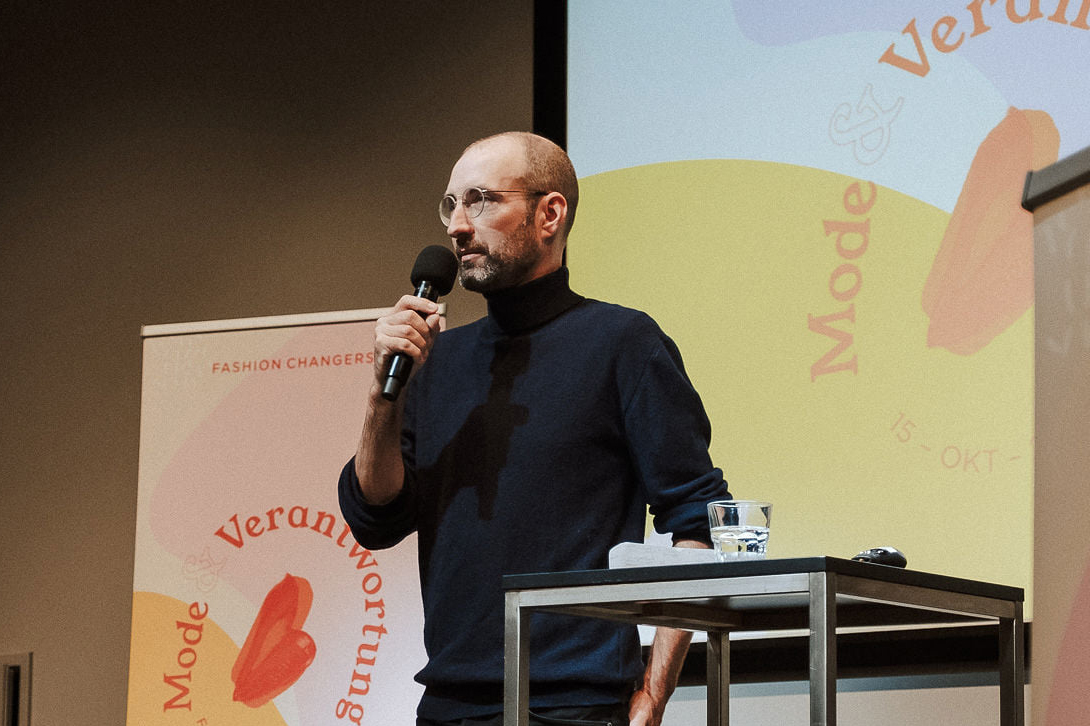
[502,557,1023,726]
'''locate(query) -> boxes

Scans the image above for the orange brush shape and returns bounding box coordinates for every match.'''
[921,107,1059,355]
[231,573,317,708]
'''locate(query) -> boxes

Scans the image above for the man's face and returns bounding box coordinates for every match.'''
[444,138,549,293]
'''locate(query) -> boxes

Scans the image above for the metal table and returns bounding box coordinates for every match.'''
[503,557,1024,726]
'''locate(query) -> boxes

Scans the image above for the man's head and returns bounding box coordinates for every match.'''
[442,132,579,293]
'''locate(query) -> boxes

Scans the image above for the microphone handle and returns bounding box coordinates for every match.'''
[380,280,441,401]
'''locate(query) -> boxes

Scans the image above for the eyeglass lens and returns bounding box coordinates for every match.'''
[439,187,487,225]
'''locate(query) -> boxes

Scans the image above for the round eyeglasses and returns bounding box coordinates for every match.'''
[439,187,546,226]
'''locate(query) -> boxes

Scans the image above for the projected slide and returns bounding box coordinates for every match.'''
[566,0,1090,602]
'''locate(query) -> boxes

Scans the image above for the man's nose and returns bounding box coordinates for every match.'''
[446,201,474,238]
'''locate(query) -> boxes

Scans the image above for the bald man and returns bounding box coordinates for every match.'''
[340,132,729,726]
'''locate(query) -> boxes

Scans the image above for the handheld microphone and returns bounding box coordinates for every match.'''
[381,245,459,401]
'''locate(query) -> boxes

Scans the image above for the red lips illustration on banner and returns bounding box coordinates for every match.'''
[231,573,317,708]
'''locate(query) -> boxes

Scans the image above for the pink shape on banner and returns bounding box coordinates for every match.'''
[149,322,374,600]
[1046,558,1090,722]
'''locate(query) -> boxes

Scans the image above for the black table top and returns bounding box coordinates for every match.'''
[502,556,1024,603]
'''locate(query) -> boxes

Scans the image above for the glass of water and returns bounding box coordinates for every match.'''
[707,500,772,561]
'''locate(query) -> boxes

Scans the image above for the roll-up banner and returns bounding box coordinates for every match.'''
[128,310,428,726]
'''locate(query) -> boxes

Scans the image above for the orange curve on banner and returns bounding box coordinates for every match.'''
[231,573,317,708]
[921,107,1059,355]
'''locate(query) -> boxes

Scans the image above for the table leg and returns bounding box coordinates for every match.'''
[809,571,837,726]
[706,630,730,726]
[998,602,1025,726]
[504,591,530,726]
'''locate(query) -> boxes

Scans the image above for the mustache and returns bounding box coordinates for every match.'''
[456,245,490,260]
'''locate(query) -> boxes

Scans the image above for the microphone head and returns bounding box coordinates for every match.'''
[410,244,459,295]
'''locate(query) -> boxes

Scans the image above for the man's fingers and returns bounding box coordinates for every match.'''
[372,300,442,384]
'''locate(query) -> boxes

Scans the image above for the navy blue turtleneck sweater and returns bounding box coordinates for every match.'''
[339,267,728,720]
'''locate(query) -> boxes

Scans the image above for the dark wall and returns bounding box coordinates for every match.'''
[0,2,534,722]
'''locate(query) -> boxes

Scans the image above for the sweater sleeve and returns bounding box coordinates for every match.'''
[337,457,418,550]
[620,319,730,542]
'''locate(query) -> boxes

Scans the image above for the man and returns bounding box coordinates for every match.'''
[339,132,729,726]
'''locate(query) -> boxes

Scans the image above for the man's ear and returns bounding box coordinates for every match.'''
[539,191,568,243]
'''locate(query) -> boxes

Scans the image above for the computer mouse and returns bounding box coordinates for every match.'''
[851,546,907,568]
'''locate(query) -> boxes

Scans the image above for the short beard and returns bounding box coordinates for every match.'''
[458,215,541,294]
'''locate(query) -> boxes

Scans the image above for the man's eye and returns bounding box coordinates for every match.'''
[464,188,486,204]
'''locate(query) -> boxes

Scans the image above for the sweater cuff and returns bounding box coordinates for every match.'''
[337,457,416,549]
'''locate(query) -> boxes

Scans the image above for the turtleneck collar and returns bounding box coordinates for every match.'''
[483,266,585,335]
